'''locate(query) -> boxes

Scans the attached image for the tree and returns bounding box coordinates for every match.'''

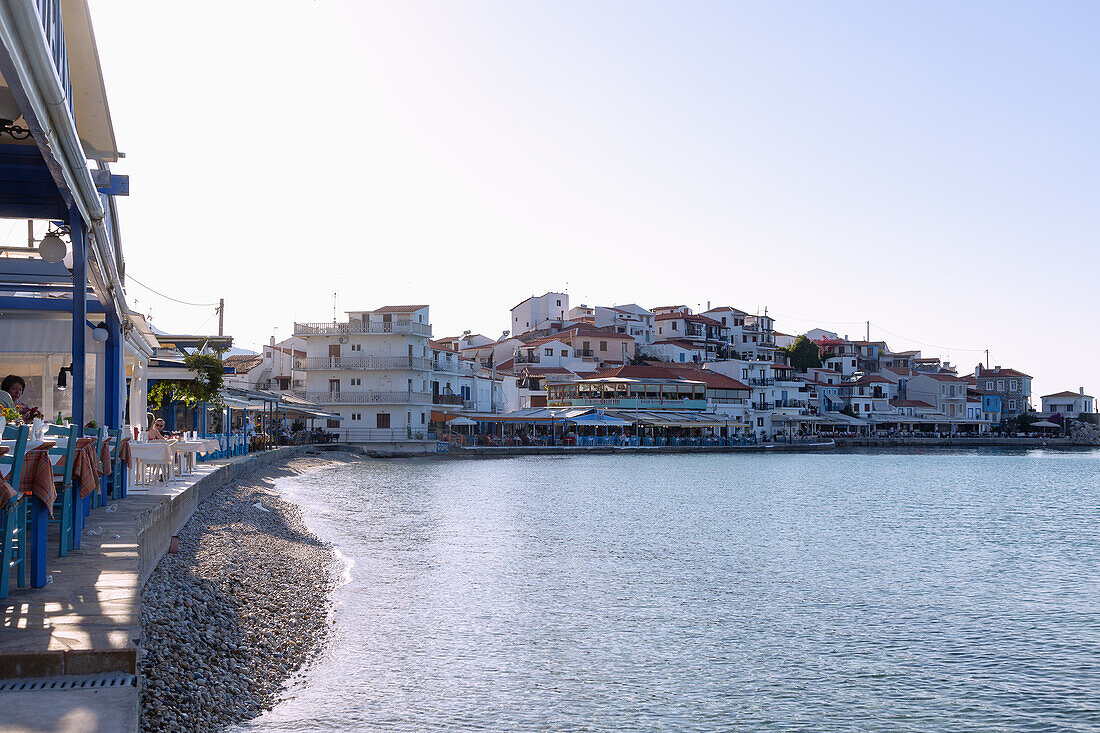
[782,335,822,372]
[148,353,226,410]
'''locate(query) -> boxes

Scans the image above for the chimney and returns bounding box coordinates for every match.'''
[1081,387,1086,396]
[975,365,981,378]
[994,365,1001,370]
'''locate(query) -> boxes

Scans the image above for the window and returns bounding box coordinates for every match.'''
[1008,399,1016,411]
[560,350,567,356]
[350,378,361,386]
[376,413,390,428]
[986,381,994,390]
[1009,380,1018,391]
[544,348,553,356]
[600,341,608,351]
[351,412,362,421]
[679,353,685,362]
[583,341,590,351]
[997,380,1004,391]
[672,323,678,331]
[757,417,764,427]
[421,412,426,424]
[556,300,561,306]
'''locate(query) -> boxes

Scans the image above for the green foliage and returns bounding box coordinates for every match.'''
[840,405,857,418]
[149,353,225,410]
[782,335,822,372]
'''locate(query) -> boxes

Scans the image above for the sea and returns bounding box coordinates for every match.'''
[240,449,1100,731]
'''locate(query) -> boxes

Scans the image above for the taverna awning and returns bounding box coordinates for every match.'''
[568,414,633,427]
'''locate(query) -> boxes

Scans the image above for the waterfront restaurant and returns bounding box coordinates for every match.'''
[0,0,134,589]
[458,370,751,446]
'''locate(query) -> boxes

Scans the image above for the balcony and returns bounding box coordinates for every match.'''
[295,356,430,371]
[515,353,541,364]
[293,320,433,337]
[752,402,774,411]
[293,391,433,405]
[550,398,708,410]
[433,394,464,406]
[748,378,775,386]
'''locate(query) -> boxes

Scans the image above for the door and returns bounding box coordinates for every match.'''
[329,379,340,399]
[328,343,340,367]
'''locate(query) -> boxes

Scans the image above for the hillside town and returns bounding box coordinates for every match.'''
[208,292,1095,446]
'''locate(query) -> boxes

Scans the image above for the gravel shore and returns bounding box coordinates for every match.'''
[140,451,360,731]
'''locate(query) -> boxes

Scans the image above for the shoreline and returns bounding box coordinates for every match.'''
[139,452,360,732]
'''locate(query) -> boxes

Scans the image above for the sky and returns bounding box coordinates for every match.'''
[76,0,1100,397]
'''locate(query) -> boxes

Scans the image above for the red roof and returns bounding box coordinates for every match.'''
[428,339,457,353]
[655,339,705,350]
[587,365,750,391]
[849,374,891,385]
[920,373,966,382]
[371,304,428,314]
[1042,390,1091,399]
[890,399,935,408]
[976,366,1032,379]
[654,312,724,326]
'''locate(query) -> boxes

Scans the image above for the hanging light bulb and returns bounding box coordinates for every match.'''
[91,323,109,343]
[38,232,67,263]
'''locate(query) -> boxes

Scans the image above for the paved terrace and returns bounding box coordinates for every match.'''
[0,447,308,733]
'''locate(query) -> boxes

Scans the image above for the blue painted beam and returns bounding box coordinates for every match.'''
[0,296,106,312]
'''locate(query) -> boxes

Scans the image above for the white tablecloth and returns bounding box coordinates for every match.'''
[128,441,173,463]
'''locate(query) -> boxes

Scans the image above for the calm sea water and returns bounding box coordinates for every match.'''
[242,450,1100,732]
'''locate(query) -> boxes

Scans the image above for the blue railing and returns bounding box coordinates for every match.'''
[33,0,73,115]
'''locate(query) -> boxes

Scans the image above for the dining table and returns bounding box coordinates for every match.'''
[127,440,178,485]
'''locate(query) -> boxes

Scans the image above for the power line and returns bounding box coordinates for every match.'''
[869,323,986,353]
[769,310,986,353]
[126,274,220,307]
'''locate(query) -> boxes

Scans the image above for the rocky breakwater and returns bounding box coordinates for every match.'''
[140,452,358,731]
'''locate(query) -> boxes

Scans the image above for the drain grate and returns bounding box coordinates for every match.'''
[0,674,137,692]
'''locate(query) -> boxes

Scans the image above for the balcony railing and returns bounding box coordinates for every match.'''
[293,320,433,337]
[293,391,433,405]
[433,394,463,406]
[748,378,775,386]
[34,0,73,116]
[753,402,774,411]
[515,353,541,364]
[295,356,430,371]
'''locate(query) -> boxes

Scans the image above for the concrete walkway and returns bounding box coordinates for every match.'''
[0,447,306,732]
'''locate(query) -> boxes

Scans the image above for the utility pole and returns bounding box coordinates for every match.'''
[866,320,870,342]
[27,219,33,248]
[985,349,989,369]
[218,298,224,336]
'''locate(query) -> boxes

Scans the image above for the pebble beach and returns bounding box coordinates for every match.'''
[139,452,360,732]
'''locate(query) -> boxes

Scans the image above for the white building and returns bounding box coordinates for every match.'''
[906,373,968,420]
[293,305,433,440]
[511,292,569,336]
[1041,388,1094,418]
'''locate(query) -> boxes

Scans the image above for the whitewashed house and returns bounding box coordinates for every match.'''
[511,292,569,336]
[1041,388,1094,418]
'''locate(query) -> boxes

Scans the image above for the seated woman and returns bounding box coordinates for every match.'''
[148,418,169,440]
[1,374,25,409]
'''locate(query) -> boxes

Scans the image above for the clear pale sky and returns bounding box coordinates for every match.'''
[85,0,1098,398]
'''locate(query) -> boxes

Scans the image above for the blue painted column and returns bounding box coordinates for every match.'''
[104,309,123,498]
[69,208,87,548]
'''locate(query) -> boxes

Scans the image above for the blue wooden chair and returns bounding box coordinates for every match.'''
[0,425,29,598]
[46,424,78,557]
[84,427,108,510]
[99,428,124,503]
